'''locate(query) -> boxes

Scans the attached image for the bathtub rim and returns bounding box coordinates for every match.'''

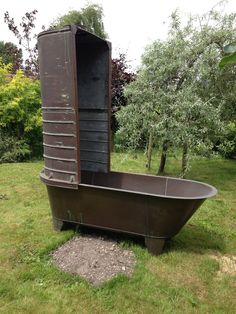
[41,170,217,200]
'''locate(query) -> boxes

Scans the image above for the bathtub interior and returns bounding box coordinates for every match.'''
[81,171,216,199]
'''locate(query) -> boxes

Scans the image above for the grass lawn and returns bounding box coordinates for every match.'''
[0,152,235,313]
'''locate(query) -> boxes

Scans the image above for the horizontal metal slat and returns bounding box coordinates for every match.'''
[80,118,107,122]
[80,141,108,152]
[80,161,109,172]
[80,139,108,143]
[44,146,77,159]
[44,166,77,175]
[80,120,107,131]
[80,151,108,164]
[44,135,76,147]
[43,122,76,134]
[80,149,107,154]
[42,112,75,119]
[45,158,77,172]
[42,107,75,110]
[42,119,75,124]
[43,142,76,150]
[80,159,108,165]
[80,129,108,133]
[79,107,108,111]
[43,154,77,162]
[43,132,76,137]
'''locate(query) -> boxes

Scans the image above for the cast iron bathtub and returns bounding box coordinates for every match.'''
[41,170,217,255]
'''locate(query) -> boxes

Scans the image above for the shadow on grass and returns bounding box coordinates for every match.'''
[166,223,225,254]
[58,223,225,256]
[67,224,145,247]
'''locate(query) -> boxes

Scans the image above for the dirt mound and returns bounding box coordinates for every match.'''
[210,254,236,276]
[50,235,136,286]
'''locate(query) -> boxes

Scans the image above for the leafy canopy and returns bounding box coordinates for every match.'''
[117,4,236,173]
[0,41,22,73]
[51,3,107,39]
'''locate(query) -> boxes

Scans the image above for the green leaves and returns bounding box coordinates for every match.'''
[219,52,236,68]
[0,41,22,73]
[0,63,42,161]
[219,42,236,68]
[51,4,107,39]
[117,5,236,174]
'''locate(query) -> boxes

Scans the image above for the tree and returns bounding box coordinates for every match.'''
[4,4,106,76]
[117,5,236,176]
[4,10,40,77]
[111,53,135,134]
[219,42,236,68]
[0,41,22,73]
[218,42,236,158]
[51,3,107,39]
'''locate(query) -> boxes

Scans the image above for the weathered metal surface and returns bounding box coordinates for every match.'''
[43,171,217,255]
[76,33,110,173]
[38,25,111,188]
[38,27,79,188]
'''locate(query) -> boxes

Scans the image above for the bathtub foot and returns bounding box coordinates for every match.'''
[145,237,165,255]
[52,217,66,231]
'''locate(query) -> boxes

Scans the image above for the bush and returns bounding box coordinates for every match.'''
[0,60,42,161]
[0,132,31,163]
[218,122,236,158]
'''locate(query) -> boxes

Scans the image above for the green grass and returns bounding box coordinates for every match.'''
[0,153,235,313]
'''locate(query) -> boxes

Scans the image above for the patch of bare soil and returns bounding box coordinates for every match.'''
[50,235,136,286]
[210,253,236,276]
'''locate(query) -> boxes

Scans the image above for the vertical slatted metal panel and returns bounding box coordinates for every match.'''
[38,27,80,188]
[76,31,111,173]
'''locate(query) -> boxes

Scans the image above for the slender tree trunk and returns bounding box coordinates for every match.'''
[158,141,168,174]
[181,142,189,178]
[146,131,153,170]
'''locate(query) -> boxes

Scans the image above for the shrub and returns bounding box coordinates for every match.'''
[218,122,236,158]
[0,60,42,162]
[0,131,31,163]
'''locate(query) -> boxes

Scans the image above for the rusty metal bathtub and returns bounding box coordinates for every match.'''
[38,26,217,255]
[41,170,217,254]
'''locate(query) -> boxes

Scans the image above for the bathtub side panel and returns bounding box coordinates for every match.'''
[46,185,206,239]
[79,186,147,235]
[147,197,205,238]
[46,185,148,236]
[46,186,82,223]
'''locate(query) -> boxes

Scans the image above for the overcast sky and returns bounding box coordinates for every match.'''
[1,0,236,69]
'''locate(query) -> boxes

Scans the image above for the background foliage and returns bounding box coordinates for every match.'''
[4,10,39,77]
[1,2,236,173]
[0,41,22,73]
[111,53,136,134]
[116,5,236,176]
[0,61,42,162]
[50,3,107,39]
[1,3,135,162]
